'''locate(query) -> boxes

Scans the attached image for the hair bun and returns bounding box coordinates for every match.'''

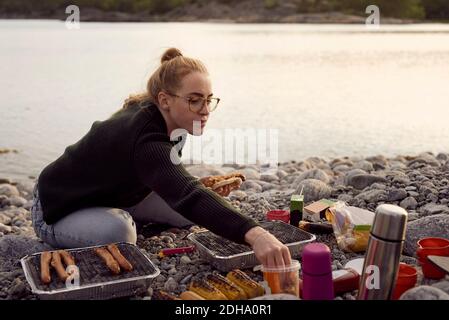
[161,48,183,63]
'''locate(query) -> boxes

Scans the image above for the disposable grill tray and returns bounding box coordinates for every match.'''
[21,242,160,300]
[188,221,316,271]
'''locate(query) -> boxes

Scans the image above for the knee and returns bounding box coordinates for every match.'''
[105,208,137,245]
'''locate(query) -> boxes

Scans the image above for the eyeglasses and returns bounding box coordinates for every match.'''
[165,92,220,113]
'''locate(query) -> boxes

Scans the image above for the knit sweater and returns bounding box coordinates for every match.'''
[37,101,259,244]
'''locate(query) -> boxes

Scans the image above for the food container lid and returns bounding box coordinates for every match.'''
[372,204,408,241]
[301,243,332,275]
[261,259,301,273]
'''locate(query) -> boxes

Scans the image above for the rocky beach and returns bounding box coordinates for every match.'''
[1,151,448,300]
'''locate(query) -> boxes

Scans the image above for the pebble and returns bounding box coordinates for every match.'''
[0,184,20,197]
[294,179,332,202]
[0,223,12,234]
[346,174,387,190]
[400,197,418,210]
[180,255,191,265]
[163,277,178,292]
[400,286,449,300]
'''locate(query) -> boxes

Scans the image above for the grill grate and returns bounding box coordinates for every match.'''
[188,221,316,271]
[21,242,159,299]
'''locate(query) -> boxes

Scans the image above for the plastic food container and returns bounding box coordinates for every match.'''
[417,237,449,279]
[392,263,417,300]
[266,210,290,223]
[261,260,301,297]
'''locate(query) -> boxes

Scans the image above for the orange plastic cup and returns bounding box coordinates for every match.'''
[417,237,449,279]
[261,260,301,297]
[392,263,417,300]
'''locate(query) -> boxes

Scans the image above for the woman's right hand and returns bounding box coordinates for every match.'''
[245,226,292,268]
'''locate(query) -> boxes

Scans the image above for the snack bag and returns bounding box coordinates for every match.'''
[325,202,374,253]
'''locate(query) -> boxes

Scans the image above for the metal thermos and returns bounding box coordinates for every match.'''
[358,204,408,300]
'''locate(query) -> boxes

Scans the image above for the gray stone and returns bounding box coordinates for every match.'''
[180,274,193,285]
[180,255,191,265]
[408,154,441,167]
[337,194,353,203]
[295,169,331,184]
[229,190,247,201]
[403,214,449,256]
[400,286,449,300]
[7,278,28,299]
[354,189,387,203]
[6,196,27,207]
[346,174,387,190]
[333,164,351,172]
[260,173,279,182]
[0,214,11,226]
[0,223,12,234]
[240,180,262,192]
[251,293,300,300]
[419,203,449,216]
[0,184,20,197]
[294,179,332,202]
[276,169,288,179]
[388,188,408,202]
[405,186,417,191]
[354,160,374,172]
[168,267,177,276]
[370,183,387,190]
[432,281,449,295]
[408,191,420,198]
[163,277,178,292]
[240,168,261,180]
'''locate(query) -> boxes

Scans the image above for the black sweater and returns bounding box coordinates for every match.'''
[37,101,259,244]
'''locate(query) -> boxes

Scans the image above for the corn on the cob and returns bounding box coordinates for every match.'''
[189,278,228,300]
[226,269,264,298]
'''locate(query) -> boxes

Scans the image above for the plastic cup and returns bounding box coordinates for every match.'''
[417,237,449,279]
[392,263,417,300]
[266,210,290,224]
[261,260,301,297]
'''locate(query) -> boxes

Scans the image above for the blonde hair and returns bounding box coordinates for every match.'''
[123,48,208,108]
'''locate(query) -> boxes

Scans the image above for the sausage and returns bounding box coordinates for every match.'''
[58,250,75,266]
[94,247,121,274]
[107,244,133,272]
[40,251,52,284]
[51,251,69,282]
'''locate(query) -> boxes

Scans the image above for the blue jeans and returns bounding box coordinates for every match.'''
[31,183,194,249]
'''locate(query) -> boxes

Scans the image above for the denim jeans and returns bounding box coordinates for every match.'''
[31,183,194,249]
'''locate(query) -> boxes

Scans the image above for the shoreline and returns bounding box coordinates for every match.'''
[1,151,448,300]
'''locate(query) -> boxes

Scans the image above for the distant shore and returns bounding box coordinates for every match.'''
[0,7,416,24]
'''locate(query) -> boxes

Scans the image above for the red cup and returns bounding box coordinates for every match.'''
[392,263,417,300]
[416,237,449,279]
[266,210,290,223]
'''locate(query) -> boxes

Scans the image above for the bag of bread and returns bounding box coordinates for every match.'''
[325,202,374,253]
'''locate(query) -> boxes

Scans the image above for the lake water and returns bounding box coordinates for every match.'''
[1,20,449,181]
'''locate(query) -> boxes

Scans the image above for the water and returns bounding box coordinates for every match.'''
[1,20,449,181]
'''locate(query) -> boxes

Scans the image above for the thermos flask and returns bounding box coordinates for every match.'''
[358,204,408,300]
[302,243,334,300]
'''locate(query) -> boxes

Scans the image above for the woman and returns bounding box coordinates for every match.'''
[31,48,291,268]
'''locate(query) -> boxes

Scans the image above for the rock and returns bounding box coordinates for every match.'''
[419,203,449,216]
[7,278,28,299]
[333,164,351,173]
[295,169,331,184]
[408,191,420,198]
[168,267,177,276]
[408,153,440,167]
[337,194,353,203]
[163,277,178,292]
[404,214,449,256]
[260,173,279,182]
[432,281,449,295]
[240,181,262,192]
[388,188,408,202]
[436,153,448,161]
[346,174,387,190]
[294,179,332,202]
[0,178,12,184]
[370,183,387,190]
[229,190,247,201]
[251,294,300,300]
[355,189,387,203]
[0,214,11,225]
[180,274,193,285]
[354,160,374,172]
[365,155,388,167]
[400,286,449,300]
[6,196,27,207]
[240,168,261,180]
[0,223,12,234]
[276,169,288,179]
[400,197,418,210]
[405,186,417,191]
[0,184,20,197]
[180,255,191,265]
